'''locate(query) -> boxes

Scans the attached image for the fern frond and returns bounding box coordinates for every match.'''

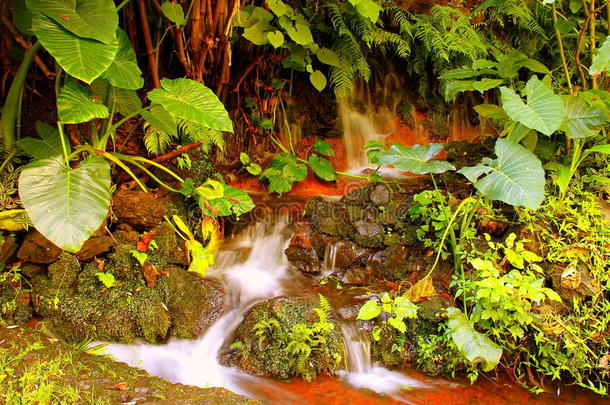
[143,125,174,155]
[177,119,225,153]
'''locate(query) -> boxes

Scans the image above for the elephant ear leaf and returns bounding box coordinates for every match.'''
[458,139,545,209]
[559,95,608,139]
[372,143,455,174]
[500,76,564,136]
[18,155,112,252]
[447,307,502,372]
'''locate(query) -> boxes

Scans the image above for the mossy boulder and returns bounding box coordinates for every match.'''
[0,278,32,323]
[31,247,223,343]
[225,296,343,381]
[305,198,352,237]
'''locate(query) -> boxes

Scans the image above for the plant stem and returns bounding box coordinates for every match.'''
[116,0,132,11]
[56,122,70,168]
[553,4,573,94]
[430,174,460,274]
[101,151,148,192]
[0,42,41,149]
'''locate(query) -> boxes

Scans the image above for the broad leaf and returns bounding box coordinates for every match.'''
[197,184,254,217]
[32,13,118,84]
[310,70,327,91]
[148,78,233,132]
[261,153,307,194]
[18,121,64,160]
[28,0,118,45]
[500,76,564,136]
[506,122,535,144]
[374,143,456,174]
[559,95,608,139]
[404,276,437,303]
[91,78,142,117]
[57,82,109,124]
[458,139,545,209]
[0,209,29,231]
[357,299,381,320]
[590,36,610,76]
[267,31,284,48]
[161,1,186,25]
[13,0,34,36]
[313,139,334,156]
[351,0,381,22]
[308,154,337,181]
[141,104,177,135]
[314,48,340,67]
[18,155,112,252]
[100,28,144,90]
[393,296,418,320]
[444,78,502,101]
[447,307,502,372]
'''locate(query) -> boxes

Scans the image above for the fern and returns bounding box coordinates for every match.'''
[177,119,225,153]
[143,125,175,155]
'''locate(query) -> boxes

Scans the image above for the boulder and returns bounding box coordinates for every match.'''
[342,266,374,285]
[368,183,392,206]
[305,198,352,237]
[351,219,384,248]
[285,246,320,273]
[76,236,117,261]
[225,296,343,381]
[17,230,62,264]
[112,189,171,231]
[0,236,17,264]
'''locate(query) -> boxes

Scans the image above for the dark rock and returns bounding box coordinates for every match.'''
[331,240,372,269]
[351,219,384,248]
[225,296,343,381]
[113,223,140,245]
[285,246,320,273]
[546,264,601,302]
[338,305,360,320]
[342,266,374,285]
[305,197,351,237]
[17,230,62,264]
[0,236,17,264]
[76,236,117,261]
[0,280,32,322]
[369,183,392,206]
[371,245,411,280]
[341,187,369,205]
[112,189,170,231]
[149,223,189,267]
[20,263,45,279]
[159,266,224,338]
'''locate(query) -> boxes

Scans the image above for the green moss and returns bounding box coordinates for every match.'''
[227,296,343,381]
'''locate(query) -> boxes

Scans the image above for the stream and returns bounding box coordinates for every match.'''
[97,212,607,405]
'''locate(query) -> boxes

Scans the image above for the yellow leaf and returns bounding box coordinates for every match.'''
[0,209,28,231]
[201,216,221,253]
[172,215,193,240]
[404,276,437,303]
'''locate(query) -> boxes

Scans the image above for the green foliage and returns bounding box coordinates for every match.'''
[18,121,63,161]
[357,292,418,335]
[161,1,186,26]
[369,142,455,174]
[18,155,111,253]
[95,272,116,288]
[260,153,308,194]
[57,82,109,124]
[446,307,502,372]
[458,138,546,209]
[589,36,610,76]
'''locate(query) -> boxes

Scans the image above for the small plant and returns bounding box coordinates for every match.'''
[239,153,262,176]
[357,292,419,337]
[95,272,116,289]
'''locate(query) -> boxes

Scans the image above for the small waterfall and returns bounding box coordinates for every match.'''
[341,323,371,373]
[97,216,294,395]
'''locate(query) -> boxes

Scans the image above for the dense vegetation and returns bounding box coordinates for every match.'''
[0,0,609,402]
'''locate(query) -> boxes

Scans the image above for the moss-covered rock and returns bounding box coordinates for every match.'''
[31,247,223,343]
[225,296,343,381]
[1,326,258,405]
[0,278,32,323]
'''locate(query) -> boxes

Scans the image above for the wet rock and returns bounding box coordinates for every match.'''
[285,246,320,273]
[17,230,62,264]
[305,198,351,237]
[149,223,189,267]
[342,266,374,285]
[337,305,360,320]
[351,219,384,248]
[369,183,392,206]
[371,245,411,280]
[0,280,32,322]
[341,187,369,205]
[76,236,117,261]
[112,189,170,231]
[225,296,343,381]
[332,240,372,269]
[159,266,224,338]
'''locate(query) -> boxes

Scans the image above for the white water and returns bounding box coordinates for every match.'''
[96,215,430,402]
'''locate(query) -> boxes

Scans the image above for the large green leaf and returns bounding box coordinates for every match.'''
[100,28,144,90]
[28,0,118,44]
[197,183,254,217]
[444,78,503,101]
[500,76,564,136]
[148,78,233,132]
[308,154,337,181]
[18,121,64,160]
[13,0,34,36]
[91,78,142,117]
[458,139,545,209]
[161,1,186,26]
[447,307,502,372]
[373,143,455,174]
[559,95,608,139]
[590,36,610,76]
[141,104,177,135]
[57,82,109,124]
[32,13,118,84]
[18,155,112,252]
[261,153,307,194]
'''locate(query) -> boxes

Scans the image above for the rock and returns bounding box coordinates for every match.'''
[0,236,17,264]
[332,240,372,269]
[17,230,62,264]
[113,224,140,245]
[76,236,117,261]
[0,280,32,322]
[341,186,369,205]
[417,296,453,322]
[47,253,80,287]
[225,296,343,381]
[546,264,601,302]
[159,266,224,339]
[337,305,360,320]
[1,327,259,404]
[371,245,411,280]
[369,183,391,206]
[285,246,320,273]
[351,219,384,248]
[112,189,170,231]
[342,266,374,285]
[149,223,189,267]
[305,198,352,237]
